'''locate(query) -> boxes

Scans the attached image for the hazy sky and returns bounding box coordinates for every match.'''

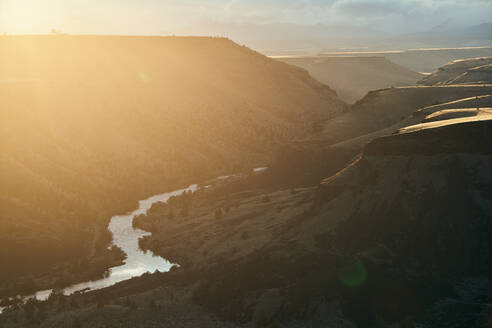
[1,0,491,35]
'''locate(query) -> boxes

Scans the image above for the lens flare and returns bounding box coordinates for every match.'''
[338,258,367,288]
[138,72,151,84]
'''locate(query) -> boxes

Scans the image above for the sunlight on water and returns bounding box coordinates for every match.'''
[3,168,265,310]
[30,184,199,301]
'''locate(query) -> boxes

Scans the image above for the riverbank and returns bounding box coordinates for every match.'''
[0,167,270,312]
[0,167,246,302]
[0,237,126,303]
[0,168,326,327]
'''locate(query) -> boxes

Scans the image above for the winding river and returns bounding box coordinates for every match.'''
[0,167,268,313]
[30,183,199,302]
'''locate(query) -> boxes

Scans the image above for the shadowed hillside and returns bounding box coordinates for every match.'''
[256,83,492,190]
[31,113,489,328]
[0,35,346,290]
[277,56,422,103]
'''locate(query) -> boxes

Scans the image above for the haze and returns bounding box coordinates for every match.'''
[1,1,492,327]
[1,0,491,35]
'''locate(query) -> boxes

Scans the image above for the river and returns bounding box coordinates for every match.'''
[29,184,199,302]
[1,168,267,313]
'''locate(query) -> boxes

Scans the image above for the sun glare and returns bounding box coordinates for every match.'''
[0,1,491,326]
[0,0,62,34]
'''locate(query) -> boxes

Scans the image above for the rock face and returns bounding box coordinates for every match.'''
[419,57,492,85]
[0,35,347,281]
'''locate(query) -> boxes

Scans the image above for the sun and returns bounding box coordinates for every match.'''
[1,1,34,32]
[0,0,61,34]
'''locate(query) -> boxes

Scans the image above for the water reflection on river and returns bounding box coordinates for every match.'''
[32,184,199,301]
[4,168,266,310]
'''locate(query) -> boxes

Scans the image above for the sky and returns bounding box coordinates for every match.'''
[0,0,491,36]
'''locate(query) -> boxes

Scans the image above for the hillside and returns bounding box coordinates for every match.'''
[244,84,492,190]
[141,113,492,327]
[15,112,490,328]
[277,56,422,103]
[2,47,492,327]
[419,57,492,85]
[259,58,492,189]
[0,35,346,289]
[313,85,492,146]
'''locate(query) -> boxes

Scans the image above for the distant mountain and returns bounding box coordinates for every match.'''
[400,22,492,48]
[464,22,492,37]
[430,19,458,33]
[183,21,388,41]
[234,22,492,56]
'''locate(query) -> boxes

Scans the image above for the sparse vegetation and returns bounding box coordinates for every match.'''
[0,35,345,296]
[1,23,491,328]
